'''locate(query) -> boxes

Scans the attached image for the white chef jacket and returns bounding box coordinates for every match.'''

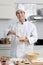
[4,20,38,58]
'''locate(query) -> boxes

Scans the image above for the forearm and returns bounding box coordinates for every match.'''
[27,35,38,44]
[7,30,16,36]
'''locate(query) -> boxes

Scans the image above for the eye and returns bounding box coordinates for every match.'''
[16,12,19,15]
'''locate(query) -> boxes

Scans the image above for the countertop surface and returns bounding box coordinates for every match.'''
[10,57,43,65]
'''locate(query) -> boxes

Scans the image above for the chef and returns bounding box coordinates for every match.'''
[4,4,38,58]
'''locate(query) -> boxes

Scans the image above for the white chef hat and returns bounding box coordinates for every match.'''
[16,4,25,12]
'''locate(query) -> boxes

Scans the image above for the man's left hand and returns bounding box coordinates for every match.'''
[19,37,29,42]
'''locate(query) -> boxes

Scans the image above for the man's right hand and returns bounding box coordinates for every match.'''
[7,30,16,36]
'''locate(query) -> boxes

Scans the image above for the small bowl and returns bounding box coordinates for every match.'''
[26,53,39,60]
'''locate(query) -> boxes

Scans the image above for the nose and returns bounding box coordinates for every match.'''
[19,13,22,17]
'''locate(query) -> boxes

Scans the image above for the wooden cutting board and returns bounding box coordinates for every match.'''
[14,62,43,65]
[13,60,43,65]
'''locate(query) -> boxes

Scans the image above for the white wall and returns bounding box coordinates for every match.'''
[14,0,43,3]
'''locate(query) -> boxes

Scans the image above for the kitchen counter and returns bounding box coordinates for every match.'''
[10,57,43,65]
[10,58,43,65]
[20,63,43,65]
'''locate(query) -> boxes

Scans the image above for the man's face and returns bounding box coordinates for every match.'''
[16,10,25,23]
